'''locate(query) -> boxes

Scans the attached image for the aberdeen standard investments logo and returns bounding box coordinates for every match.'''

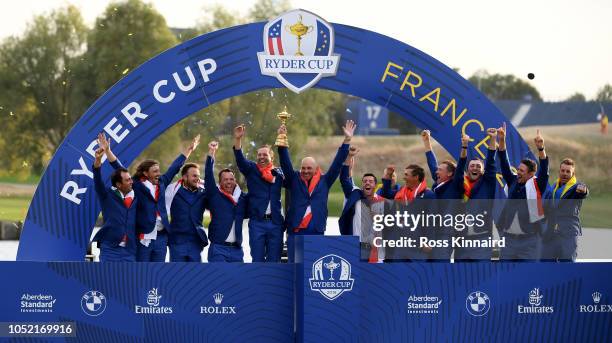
[258,9,340,93]
[20,293,56,313]
[309,254,354,301]
[407,295,442,314]
[466,291,490,316]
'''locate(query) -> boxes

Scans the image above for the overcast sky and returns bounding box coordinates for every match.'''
[1,0,610,101]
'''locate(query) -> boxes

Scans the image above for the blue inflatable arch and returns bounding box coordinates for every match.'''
[17,15,531,261]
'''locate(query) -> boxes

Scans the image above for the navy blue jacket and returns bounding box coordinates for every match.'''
[380,178,436,259]
[92,164,138,254]
[168,185,208,246]
[376,184,399,197]
[426,150,467,200]
[338,165,365,236]
[462,148,498,235]
[279,144,349,233]
[497,150,549,235]
[204,156,248,245]
[380,179,436,201]
[129,154,186,235]
[233,147,284,225]
[543,181,588,237]
[466,149,497,200]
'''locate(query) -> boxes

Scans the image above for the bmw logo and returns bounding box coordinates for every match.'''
[81,290,107,316]
[466,291,490,316]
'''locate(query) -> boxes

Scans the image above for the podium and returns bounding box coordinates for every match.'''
[2,236,612,342]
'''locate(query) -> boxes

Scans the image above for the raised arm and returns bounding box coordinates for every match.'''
[277,124,296,184]
[483,128,497,181]
[97,132,124,170]
[232,125,254,175]
[204,141,219,198]
[340,146,359,198]
[534,129,549,190]
[160,154,187,187]
[453,134,469,191]
[380,165,398,199]
[422,130,439,183]
[92,147,107,201]
[182,134,200,159]
[324,120,355,186]
[496,123,517,185]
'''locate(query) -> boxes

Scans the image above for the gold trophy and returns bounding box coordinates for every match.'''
[286,15,313,56]
[275,106,292,147]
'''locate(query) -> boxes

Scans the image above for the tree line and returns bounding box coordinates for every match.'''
[0,0,610,179]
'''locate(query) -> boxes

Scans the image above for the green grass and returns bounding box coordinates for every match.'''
[0,196,31,222]
[580,194,612,228]
[0,175,40,184]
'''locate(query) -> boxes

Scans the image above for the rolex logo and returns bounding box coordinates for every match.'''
[214,293,224,305]
[201,293,236,315]
[593,292,602,304]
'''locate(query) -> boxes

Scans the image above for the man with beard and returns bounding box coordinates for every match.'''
[454,128,498,261]
[205,141,248,262]
[277,120,355,263]
[381,164,435,261]
[421,130,468,261]
[233,124,285,262]
[497,123,549,261]
[92,133,137,262]
[165,162,208,262]
[131,135,200,262]
[541,158,588,262]
[339,146,385,261]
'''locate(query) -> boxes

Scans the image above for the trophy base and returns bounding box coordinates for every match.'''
[275,134,289,148]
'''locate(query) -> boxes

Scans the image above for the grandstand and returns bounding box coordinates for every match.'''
[494,100,611,127]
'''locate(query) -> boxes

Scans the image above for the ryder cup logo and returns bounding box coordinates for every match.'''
[466,291,490,316]
[257,9,340,93]
[81,290,106,316]
[309,254,354,301]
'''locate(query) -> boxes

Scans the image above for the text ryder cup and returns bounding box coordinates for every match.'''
[258,55,338,74]
[310,281,353,288]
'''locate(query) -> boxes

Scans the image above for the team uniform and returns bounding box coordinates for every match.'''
[497,150,549,261]
[234,147,285,262]
[425,150,467,261]
[92,161,137,262]
[166,180,208,262]
[279,143,349,263]
[338,165,385,262]
[454,149,498,261]
[381,177,435,261]
[130,154,186,262]
[204,156,248,262]
[541,176,588,262]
